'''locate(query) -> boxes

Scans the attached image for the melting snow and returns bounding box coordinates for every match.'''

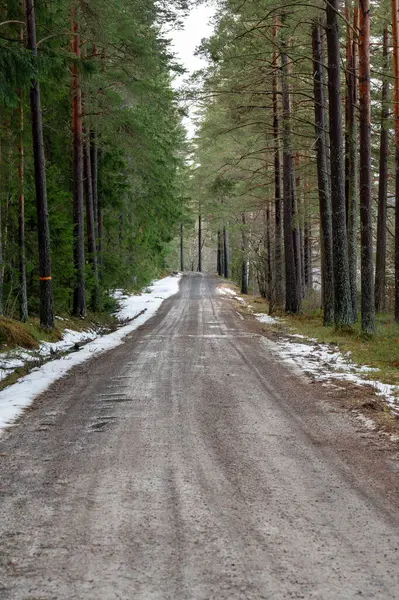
[0,274,181,432]
[263,336,399,414]
[255,313,280,325]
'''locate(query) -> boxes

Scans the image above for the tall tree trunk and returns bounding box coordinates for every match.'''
[83,136,99,312]
[72,7,86,317]
[347,3,359,320]
[18,83,28,322]
[281,41,301,313]
[223,226,230,279]
[273,20,284,310]
[375,26,390,313]
[266,203,272,302]
[295,154,305,298]
[18,22,28,322]
[326,0,354,327]
[358,0,375,334]
[97,150,103,278]
[312,21,335,325]
[197,213,202,272]
[217,230,223,276]
[25,0,54,329]
[241,214,249,295]
[180,223,184,271]
[392,0,399,322]
[304,188,313,291]
[90,130,99,242]
[0,133,3,316]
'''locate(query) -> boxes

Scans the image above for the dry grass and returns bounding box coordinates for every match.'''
[0,318,40,350]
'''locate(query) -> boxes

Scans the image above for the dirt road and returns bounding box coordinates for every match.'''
[0,273,398,599]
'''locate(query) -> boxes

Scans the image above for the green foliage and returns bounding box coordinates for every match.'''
[0,0,191,319]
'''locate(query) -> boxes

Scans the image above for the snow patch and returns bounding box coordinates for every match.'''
[0,274,181,433]
[262,336,399,414]
[355,413,377,430]
[216,286,236,297]
[255,313,280,325]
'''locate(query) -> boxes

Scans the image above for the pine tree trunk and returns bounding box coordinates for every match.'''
[392,0,399,322]
[312,21,335,325]
[281,40,301,314]
[326,0,354,327]
[197,213,202,272]
[295,155,305,298]
[223,227,230,279]
[358,0,375,334]
[72,7,86,317]
[180,223,184,271]
[241,214,249,295]
[90,130,99,243]
[18,23,28,323]
[83,136,99,312]
[0,133,3,316]
[25,0,54,329]
[18,83,28,322]
[347,3,359,320]
[217,230,223,276]
[375,26,389,313]
[97,150,103,278]
[273,20,284,310]
[304,190,313,291]
[266,204,272,302]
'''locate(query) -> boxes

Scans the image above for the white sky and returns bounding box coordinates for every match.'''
[169,3,216,137]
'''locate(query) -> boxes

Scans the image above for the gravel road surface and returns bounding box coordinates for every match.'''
[0,273,398,599]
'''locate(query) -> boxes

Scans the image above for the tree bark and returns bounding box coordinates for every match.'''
[266,203,272,302]
[281,41,301,314]
[197,213,202,272]
[346,1,359,320]
[273,20,284,310]
[326,0,354,327]
[358,0,375,334]
[241,214,249,295]
[25,0,54,329]
[223,227,230,279]
[375,26,389,313]
[90,130,99,243]
[180,223,184,271]
[304,189,313,291]
[295,154,305,299]
[312,21,335,325]
[0,130,3,316]
[83,135,99,312]
[217,230,223,276]
[18,24,28,323]
[72,7,86,317]
[97,150,103,278]
[392,0,399,322]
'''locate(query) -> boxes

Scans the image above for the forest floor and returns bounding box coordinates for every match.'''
[0,272,398,599]
[221,284,399,437]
